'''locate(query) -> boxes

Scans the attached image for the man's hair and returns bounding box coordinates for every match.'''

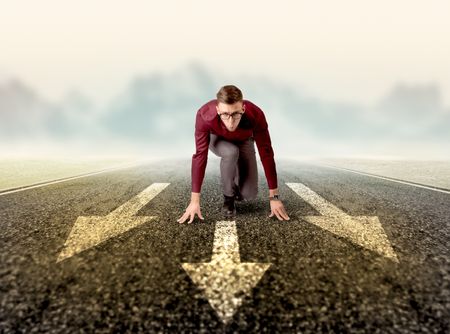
[216,85,243,104]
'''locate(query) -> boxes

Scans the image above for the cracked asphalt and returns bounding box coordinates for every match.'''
[0,158,449,333]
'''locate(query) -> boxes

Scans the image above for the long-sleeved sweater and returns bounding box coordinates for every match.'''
[191,99,278,193]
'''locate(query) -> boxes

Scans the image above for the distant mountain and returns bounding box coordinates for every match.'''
[371,83,448,137]
[0,61,449,158]
[45,89,99,139]
[0,79,52,139]
[100,61,217,142]
[0,79,101,141]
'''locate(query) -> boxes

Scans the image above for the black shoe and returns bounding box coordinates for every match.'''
[222,194,236,217]
[233,184,244,202]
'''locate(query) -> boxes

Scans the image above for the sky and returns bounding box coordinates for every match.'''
[1,0,449,107]
[0,0,449,160]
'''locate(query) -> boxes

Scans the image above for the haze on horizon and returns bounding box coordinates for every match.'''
[1,0,449,105]
[0,0,449,160]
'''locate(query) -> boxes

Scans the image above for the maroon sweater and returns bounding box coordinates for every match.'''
[191,99,278,193]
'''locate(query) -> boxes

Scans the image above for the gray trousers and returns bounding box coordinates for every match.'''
[209,133,258,200]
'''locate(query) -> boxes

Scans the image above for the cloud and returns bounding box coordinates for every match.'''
[1,61,449,159]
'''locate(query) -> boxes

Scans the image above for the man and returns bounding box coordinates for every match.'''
[177,85,289,223]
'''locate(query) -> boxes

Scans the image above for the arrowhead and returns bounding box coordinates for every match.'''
[57,215,155,262]
[182,261,270,323]
[304,215,398,262]
[57,182,169,262]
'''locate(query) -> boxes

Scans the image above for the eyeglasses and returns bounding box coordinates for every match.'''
[218,110,244,120]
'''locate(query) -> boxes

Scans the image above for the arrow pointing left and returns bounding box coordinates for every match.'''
[57,183,170,262]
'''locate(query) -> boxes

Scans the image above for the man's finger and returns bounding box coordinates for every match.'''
[188,213,194,224]
[281,209,290,220]
[277,209,287,221]
[277,205,288,219]
[275,211,283,221]
[178,213,187,224]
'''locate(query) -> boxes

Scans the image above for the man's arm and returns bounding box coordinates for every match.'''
[191,111,210,196]
[178,110,209,224]
[251,104,289,220]
[269,188,279,196]
[252,105,278,195]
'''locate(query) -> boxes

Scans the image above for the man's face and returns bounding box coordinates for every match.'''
[216,101,245,132]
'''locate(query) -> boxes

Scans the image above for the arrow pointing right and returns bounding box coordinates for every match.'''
[286,182,399,262]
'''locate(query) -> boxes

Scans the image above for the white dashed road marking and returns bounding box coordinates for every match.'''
[182,220,271,324]
[0,161,144,196]
[286,182,399,262]
[57,183,170,262]
[320,164,450,195]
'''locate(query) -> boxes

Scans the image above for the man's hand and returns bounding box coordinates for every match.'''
[269,200,290,221]
[177,201,204,224]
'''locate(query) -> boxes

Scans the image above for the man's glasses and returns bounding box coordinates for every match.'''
[218,110,244,120]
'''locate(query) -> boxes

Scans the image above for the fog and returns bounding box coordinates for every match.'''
[1,61,448,160]
[1,1,449,160]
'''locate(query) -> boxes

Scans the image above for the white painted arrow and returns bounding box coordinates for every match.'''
[182,220,271,324]
[57,183,170,262]
[286,183,398,262]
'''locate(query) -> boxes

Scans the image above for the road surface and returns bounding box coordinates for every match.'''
[0,159,448,333]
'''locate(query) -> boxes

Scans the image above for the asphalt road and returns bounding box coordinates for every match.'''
[0,159,449,333]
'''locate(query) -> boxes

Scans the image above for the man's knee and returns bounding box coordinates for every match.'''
[221,145,239,160]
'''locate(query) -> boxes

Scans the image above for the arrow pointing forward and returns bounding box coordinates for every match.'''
[182,221,271,324]
[57,183,170,262]
[286,183,398,262]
